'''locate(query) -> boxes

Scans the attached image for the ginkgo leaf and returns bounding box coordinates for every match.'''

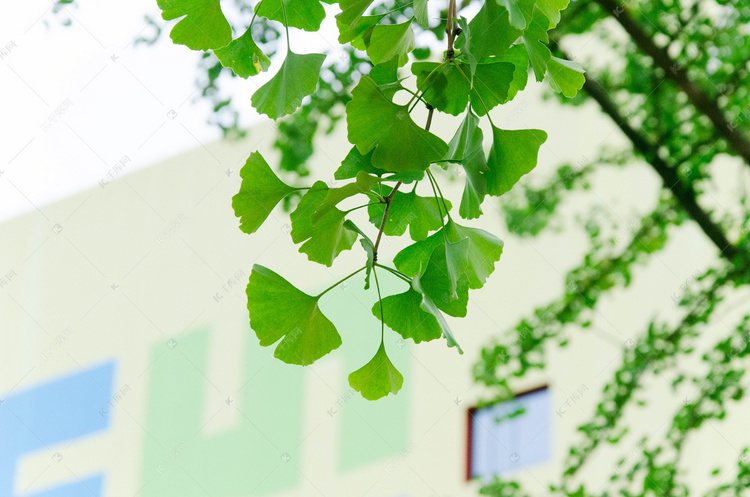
[214,27,271,78]
[337,15,382,48]
[256,0,325,32]
[346,76,448,172]
[446,111,488,219]
[498,44,530,102]
[444,221,504,290]
[290,181,358,266]
[536,0,570,27]
[458,0,521,61]
[394,220,504,291]
[367,185,452,241]
[348,342,404,400]
[312,172,381,223]
[394,235,470,316]
[335,147,384,179]
[251,51,326,120]
[372,288,442,343]
[337,0,375,36]
[498,0,532,29]
[486,126,547,197]
[247,265,341,365]
[418,240,470,316]
[470,61,516,115]
[366,20,415,66]
[369,57,401,87]
[412,267,463,353]
[413,0,428,27]
[232,152,296,234]
[522,7,552,81]
[412,61,471,116]
[546,56,586,97]
[157,0,232,50]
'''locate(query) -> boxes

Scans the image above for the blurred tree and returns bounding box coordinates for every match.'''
[475,1,750,496]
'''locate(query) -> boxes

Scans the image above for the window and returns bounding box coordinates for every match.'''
[467,386,551,479]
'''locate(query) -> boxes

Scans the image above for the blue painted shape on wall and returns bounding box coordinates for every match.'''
[0,362,114,497]
[470,387,551,479]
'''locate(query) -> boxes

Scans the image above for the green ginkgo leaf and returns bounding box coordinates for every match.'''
[311,172,381,223]
[498,44,530,102]
[214,27,271,78]
[444,221,504,290]
[413,0,428,27]
[470,60,516,115]
[290,181,358,266]
[348,342,404,400]
[395,235,470,317]
[336,0,375,35]
[256,0,326,31]
[546,56,586,97]
[458,0,521,61]
[366,20,415,66]
[522,7,553,81]
[412,61,471,116]
[446,111,488,219]
[536,0,570,27]
[498,0,532,29]
[157,0,232,50]
[486,126,548,197]
[337,15,382,48]
[247,265,341,365]
[232,152,296,234]
[418,240,470,316]
[335,147,384,179]
[346,76,448,172]
[372,288,443,343]
[367,185,452,241]
[251,51,326,120]
[412,267,463,353]
[394,220,504,291]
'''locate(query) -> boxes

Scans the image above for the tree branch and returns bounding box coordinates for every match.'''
[552,43,739,261]
[593,0,750,167]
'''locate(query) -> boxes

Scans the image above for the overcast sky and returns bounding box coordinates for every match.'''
[0,0,360,223]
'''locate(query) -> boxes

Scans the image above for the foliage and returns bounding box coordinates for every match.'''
[153,0,583,400]
[474,0,750,495]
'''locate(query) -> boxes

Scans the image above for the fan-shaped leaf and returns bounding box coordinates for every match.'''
[346,76,448,172]
[251,51,326,120]
[247,265,341,365]
[348,342,404,400]
[232,152,296,234]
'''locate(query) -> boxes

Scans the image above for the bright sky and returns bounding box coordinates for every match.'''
[0,0,356,223]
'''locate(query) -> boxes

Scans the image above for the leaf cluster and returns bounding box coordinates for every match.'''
[155,0,583,399]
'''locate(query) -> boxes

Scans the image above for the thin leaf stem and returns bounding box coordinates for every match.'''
[426,169,451,222]
[317,266,366,298]
[406,61,447,110]
[249,0,262,29]
[426,169,448,230]
[374,263,412,284]
[372,265,385,341]
[344,202,382,215]
[372,181,402,262]
[280,0,291,52]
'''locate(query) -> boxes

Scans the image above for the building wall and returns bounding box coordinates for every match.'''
[2,82,748,497]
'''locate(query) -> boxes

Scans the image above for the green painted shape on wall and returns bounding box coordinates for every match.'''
[321,277,412,472]
[140,327,304,496]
